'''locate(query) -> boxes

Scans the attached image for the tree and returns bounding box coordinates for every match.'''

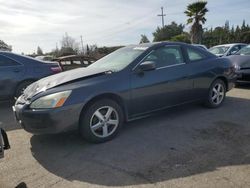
[86,44,90,55]
[37,46,43,55]
[184,1,208,44]
[201,20,250,47]
[170,33,191,43]
[0,40,12,51]
[153,22,184,42]
[60,33,79,56]
[139,34,150,44]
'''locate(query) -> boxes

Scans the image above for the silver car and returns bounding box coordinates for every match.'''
[209,43,247,57]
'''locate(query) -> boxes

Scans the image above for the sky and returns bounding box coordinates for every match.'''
[0,0,250,54]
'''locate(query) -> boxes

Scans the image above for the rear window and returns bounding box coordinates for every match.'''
[187,48,207,61]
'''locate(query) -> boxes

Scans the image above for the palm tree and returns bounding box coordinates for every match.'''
[184,1,208,44]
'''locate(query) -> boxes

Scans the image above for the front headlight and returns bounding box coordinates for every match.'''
[30,90,72,109]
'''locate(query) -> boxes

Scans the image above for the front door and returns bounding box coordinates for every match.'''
[130,45,193,117]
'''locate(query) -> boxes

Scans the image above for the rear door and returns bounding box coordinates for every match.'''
[0,55,25,98]
[130,45,194,117]
[183,47,216,99]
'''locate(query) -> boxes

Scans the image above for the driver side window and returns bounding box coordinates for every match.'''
[144,46,184,68]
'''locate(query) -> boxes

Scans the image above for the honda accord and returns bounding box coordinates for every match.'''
[13,42,237,143]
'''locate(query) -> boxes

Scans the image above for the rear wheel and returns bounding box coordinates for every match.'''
[205,79,226,108]
[79,99,124,143]
[15,80,34,99]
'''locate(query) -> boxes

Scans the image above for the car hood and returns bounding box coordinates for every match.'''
[23,67,111,99]
[227,55,250,68]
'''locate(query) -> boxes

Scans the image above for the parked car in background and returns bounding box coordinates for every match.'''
[209,43,247,57]
[53,55,97,71]
[192,44,208,50]
[13,42,237,143]
[227,45,250,82]
[0,51,62,100]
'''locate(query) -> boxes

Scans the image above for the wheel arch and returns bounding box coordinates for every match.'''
[214,76,228,91]
[79,93,128,123]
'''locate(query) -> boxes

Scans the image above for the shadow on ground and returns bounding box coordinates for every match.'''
[236,82,250,89]
[30,96,250,186]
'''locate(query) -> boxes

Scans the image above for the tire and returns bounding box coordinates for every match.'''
[79,99,124,143]
[204,79,226,108]
[15,80,34,99]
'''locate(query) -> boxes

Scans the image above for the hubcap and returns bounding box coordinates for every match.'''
[211,83,225,105]
[90,106,119,138]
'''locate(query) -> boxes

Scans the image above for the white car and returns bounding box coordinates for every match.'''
[209,43,247,57]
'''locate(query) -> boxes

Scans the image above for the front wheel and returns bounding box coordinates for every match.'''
[79,99,124,143]
[205,79,226,108]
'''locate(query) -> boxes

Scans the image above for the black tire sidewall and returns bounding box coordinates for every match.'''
[79,99,124,143]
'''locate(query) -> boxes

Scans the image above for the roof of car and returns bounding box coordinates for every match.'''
[127,41,192,49]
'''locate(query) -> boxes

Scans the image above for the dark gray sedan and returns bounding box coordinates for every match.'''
[227,45,250,82]
[13,42,237,143]
[0,51,62,100]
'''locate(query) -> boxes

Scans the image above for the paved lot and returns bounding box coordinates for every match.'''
[1,85,250,188]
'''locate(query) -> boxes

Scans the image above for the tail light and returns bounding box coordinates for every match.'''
[51,66,62,74]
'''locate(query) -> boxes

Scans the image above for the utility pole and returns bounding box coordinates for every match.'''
[157,7,166,28]
[80,35,84,54]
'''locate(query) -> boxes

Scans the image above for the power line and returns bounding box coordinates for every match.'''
[157,7,166,28]
[85,8,183,42]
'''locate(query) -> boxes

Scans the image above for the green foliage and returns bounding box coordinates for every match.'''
[184,1,208,44]
[153,22,184,42]
[170,33,191,43]
[139,34,150,44]
[98,46,123,54]
[203,20,250,47]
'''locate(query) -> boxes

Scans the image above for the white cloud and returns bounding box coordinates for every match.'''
[0,0,249,53]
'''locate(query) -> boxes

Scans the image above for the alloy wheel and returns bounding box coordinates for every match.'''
[90,106,119,138]
[211,83,225,105]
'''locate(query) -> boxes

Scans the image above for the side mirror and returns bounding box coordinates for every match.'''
[138,61,156,72]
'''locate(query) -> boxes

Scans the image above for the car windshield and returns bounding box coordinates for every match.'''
[236,45,250,55]
[89,46,147,71]
[209,46,230,54]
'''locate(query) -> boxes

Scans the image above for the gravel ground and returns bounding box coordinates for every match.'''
[0,85,250,188]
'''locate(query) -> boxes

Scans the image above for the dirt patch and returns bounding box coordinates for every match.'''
[199,121,250,144]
